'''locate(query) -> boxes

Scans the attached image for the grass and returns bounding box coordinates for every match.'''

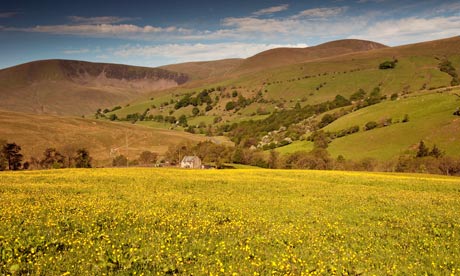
[1,168,460,275]
[324,90,460,160]
[0,110,206,166]
[110,38,458,131]
[275,140,315,155]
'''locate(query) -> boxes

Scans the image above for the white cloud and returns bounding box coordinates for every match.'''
[113,42,308,62]
[62,48,90,54]
[208,13,367,41]
[4,23,190,38]
[2,5,459,48]
[434,2,460,14]
[356,0,386,3]
[292,7,347,19]
[350,16,460,45]
[252,4,289,16]
[0,12,18,18]
[68,16,136,25]
[221,17,299,34]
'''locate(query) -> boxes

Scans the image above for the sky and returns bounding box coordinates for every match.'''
[0,0,459,69]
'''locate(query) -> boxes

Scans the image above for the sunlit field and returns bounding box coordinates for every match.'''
[1,168,460,275]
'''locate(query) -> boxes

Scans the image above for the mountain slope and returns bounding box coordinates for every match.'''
[0,110,207,166]
[232,39,387,74]
[109,36,459,126]
[0,59,188,115]
[276,88,460,160]
[160,58,244,80]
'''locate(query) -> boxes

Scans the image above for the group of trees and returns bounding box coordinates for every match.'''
[0,140,92,171]
[175,89,214,110]
[393,141,459,175]
[224,86,387,147]
[438,59,459,86]
[0,142,23,171]
[160,138,460,176]
[112,150,159,167]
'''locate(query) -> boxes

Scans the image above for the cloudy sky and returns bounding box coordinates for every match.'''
[0,0,459,69]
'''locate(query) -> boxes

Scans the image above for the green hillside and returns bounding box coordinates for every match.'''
[105,37,459,128]
[278,88,460,160]
[94,37,460,163]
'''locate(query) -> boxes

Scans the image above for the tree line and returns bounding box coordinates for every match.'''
[0,140,92,171]
[163,138,460,176]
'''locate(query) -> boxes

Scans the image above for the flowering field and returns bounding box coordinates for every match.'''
[1,168,460,275]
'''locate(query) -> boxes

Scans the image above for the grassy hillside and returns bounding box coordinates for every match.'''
[160,58,243,80]
[1,168,460,274]
[278,88,460,159]
[108,37,459,129]
[233,39,387,74]
[99,37,460,164]
[0,110,208,166]
[2,37,460,164]
[0,59,188,115]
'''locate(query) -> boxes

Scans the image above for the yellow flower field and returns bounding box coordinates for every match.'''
[1,168,460,275]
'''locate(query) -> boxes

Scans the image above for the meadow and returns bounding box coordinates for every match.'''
[1,168,460,275]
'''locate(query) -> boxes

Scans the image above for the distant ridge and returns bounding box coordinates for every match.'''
[160,58,244,80]
[0,59,188,115]
[233,39,388,74]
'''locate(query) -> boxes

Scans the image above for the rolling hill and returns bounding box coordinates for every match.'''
[101,36,460,162]
[160,58,244,80]
[0,59,188,116]
[277,88,460,160]
[1,36,460,165]
[0,110,208,166]
[233,39,387,74]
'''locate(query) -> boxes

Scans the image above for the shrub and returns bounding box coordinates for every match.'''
[379,60,396,69]
[349,89,366,101]
[74,149,92,168]
[364,121,378,131]
[225,101,236,111]
[109,114,118,121]
[402,114,410,123]
[112,155,128,167]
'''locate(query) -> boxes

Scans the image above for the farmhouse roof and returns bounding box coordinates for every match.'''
[182,156,198,162]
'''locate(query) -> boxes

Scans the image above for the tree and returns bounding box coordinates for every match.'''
[429,144,443,158]
[109,114,118,121]
[379,60,396,69]
[3,143,23,170]
[41,148,65,169]
[319,114,335,128]
[112,155,128,167]
[416,140,430,158]
[349,89,366,101]
[165,143,192,164]
[0,140,7,171]
[178,115,188,127]
[232,148,244,164]
[138,151,158,165]
[192,107,200,116]
[74,148,92,168]
[402,114,410,123]
[364,121,378,131]
[225,101,236,111]
[311,131,329,149]
[268,150,279,169]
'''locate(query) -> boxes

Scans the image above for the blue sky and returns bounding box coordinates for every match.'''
[0,0,459,69]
